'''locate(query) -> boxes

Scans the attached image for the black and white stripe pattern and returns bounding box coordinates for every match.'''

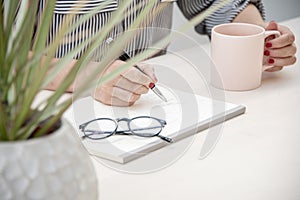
[37,0,265,60]
[177,0,265,36]
[54,0,118,14]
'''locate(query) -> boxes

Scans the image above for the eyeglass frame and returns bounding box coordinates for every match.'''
[79,116,173,143]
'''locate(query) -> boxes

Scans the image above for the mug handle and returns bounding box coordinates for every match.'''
[262,30,281,71]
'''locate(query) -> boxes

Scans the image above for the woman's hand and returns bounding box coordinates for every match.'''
[264,21,297,72]
[92,60,157,107]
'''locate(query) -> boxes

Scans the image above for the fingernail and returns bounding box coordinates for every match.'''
[268,58,274,64]
[264,50,270,56]
[266,43,272,48]
[149,82,155,89]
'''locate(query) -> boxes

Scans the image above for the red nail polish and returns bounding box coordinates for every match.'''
[149,82,155,89]
[266,43,272,48]
[268,58,274,64]
[264,50,270,56]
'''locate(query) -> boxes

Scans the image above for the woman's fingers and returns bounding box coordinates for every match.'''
[114,76,149,94]
[93,60,157,106]
[93,85,141,107]
[266,43,297,58]
[267,56,297,69]
[264,22,297,70]
[267,26,295,49]
[120,65,155,87]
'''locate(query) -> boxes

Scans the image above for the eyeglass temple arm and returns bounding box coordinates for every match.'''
[158,135,173,143]
[115,130,172,143]
[115,128,172,143]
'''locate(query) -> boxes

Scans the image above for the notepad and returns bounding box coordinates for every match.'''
[64,86,245,164]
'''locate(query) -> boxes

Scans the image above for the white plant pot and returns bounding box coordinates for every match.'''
[0,118,98,200]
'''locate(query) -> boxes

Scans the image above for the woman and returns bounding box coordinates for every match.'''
[43,0,296,106]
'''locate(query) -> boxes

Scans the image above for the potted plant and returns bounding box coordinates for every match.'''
[0,0,229,199]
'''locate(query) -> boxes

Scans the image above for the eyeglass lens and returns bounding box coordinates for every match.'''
[83,118,116,139]
[129,117,162,137]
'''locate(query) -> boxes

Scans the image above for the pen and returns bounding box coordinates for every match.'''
[106,38,167,102]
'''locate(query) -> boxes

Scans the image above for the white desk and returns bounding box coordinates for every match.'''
[91,17,300,200]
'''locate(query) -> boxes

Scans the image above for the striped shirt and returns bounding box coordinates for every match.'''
[37,0,265,61]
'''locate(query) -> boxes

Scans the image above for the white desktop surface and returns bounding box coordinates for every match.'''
[90,17,300,200]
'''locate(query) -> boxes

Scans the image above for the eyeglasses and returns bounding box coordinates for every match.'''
[79,116,172,143]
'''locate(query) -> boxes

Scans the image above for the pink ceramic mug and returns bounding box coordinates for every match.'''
[210,23,280,91]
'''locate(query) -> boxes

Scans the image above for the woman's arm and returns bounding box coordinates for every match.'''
[233,3,266,27]
[177,0,265,36]
[39,53,156,107]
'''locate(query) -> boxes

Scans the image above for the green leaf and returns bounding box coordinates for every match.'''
[0,0,231,141]
[0,100,8,140]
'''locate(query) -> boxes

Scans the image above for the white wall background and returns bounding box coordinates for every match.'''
[169,0,300,51]
[263,0,300,22]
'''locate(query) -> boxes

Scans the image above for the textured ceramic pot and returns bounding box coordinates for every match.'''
[0,119,98,200]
